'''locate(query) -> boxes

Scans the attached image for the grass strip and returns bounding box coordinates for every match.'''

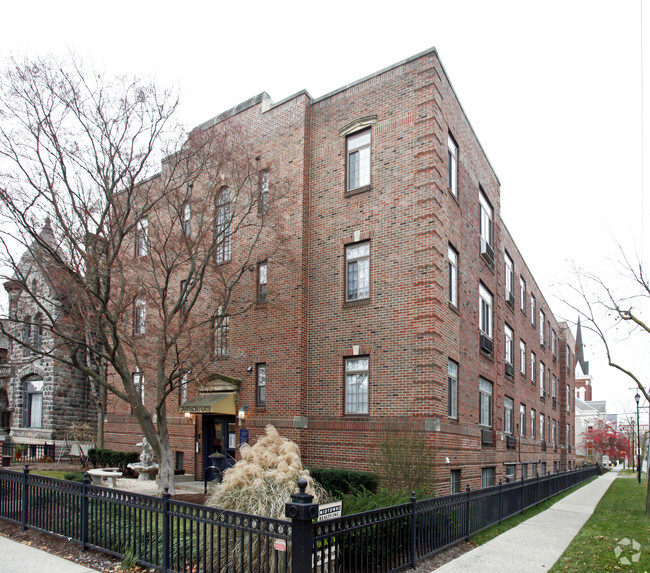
[549,474,650,572]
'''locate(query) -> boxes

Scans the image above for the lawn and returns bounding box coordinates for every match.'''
[550,476,650,572]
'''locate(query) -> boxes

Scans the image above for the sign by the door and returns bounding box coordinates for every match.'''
[239,427,249,444]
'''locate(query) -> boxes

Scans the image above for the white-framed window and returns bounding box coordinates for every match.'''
[566,344,572,373]
[136,218,148,257]
[519,404,526,436]
[504,251,514,302]
[506,465,515,480]
[133,370,144,405]
[259,170,269,214]
[345,356,369,415]
[183,202,191,237]
[448,245,458,307]
[504,396,514,434]
[566,423,571,445]
[540,310,546,346]
[24,378,43,428]
[257,363,266,406]
[552,375,557,401]
[450,469,461,494]
[531,294,536,326]
[214,310,229,358]
[346,242,370,301]
[347,130,371,191]
[504,324,514,368]
[179,373,188,405]
[531,352,536,382]
[215,187,232,264]
[479,190,493,249]
[479,284,493,340]
[552,419,557,445]
[134,299,146,335]
[531,409,536,438]
[448,133,458,197]
[520,340,526,375]
[481,467,495,488]
[479,377,493,427]
[258,261,268,303]
[541,462,547,476]
[552,329,557,361]
[540,414,545,442]
[448,359,458,419]
[519,276,526,312]
[567,384,571,412]
[540,362,545,397]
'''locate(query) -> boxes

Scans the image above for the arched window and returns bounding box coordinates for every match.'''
[23,377,43,428]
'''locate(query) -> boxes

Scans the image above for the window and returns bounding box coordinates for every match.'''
[24,378,43,428]
[504,324,514,372]
[183,203,191,237]
[448,245,458,307]
[214,310,229,358]
[33,315,42,353]
[552,375,557,403]
[531,352,536,382]
[566,384,571,412]
[448,359,458,419]
[258,261,268,303]
[539,362,545,397]
[481,467,495,488]
[541,462,547,476]
[520,340,526,375]
[479,191,493,262]
[23,320,32,357]
[346,242,370,301]
[259,170,269,214]
[504,252,514,304]
[215,187,232,264]
[519,404,526,436]
[566,344,572,373]
[479,284,493,351]
[134,299,146,335]
[136,218,148,256]
[540,414,545,442]
[540,310,546,346]
[133,371,144,404]
[179,373,188,405]
[531,409,536,438]
[479,378,493,427]
[552,329,557,361]
[347,130,371,191]
[505,465,515,480]
[519,277,526,312]
[345,356,369,414]
[448,134,458,197]
[566,423,571,445]
[450,469,461,494]
[552,419,557,446]
[175,451,185,473]
[522,464,528,480]
[257,363,266,407]
[531,295,536,326]
[504,396,514,434]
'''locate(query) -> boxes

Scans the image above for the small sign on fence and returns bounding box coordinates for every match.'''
[274,538,286,552]
[317,501,342,521]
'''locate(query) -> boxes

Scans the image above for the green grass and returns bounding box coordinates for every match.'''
[29,470,70,479]
[470,477,598,546]
[549,476,650,572]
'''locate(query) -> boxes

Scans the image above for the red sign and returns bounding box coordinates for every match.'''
[274,539,286,552]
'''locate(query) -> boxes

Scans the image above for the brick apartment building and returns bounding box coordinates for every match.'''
[104,48,576,494]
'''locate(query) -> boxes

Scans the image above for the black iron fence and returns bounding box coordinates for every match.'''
[1,442,56,463]
[0,464,597,572]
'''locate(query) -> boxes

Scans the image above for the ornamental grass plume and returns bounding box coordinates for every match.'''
[205,425,326,572]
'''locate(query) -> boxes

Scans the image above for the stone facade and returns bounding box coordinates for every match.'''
[104,48,576,493]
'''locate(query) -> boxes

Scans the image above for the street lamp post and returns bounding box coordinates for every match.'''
[634,392,641,483]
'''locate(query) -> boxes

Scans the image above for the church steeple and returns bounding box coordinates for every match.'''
[575,317,590,375]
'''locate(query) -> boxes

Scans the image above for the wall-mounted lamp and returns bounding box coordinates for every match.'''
[246,366,253,373]
[238,404,249,425]
[184,412,193,420]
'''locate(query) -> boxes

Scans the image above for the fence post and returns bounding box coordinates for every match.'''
[498,480,503,525]
[81,474,89,552]
[465,484,471,540]
[21,464,29,531]
[162,487,170,573]
[520,473,525,514]
[285,478,318,573]
[410,491,417,569]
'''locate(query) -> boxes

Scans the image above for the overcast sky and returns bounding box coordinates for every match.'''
[1,0,648,419]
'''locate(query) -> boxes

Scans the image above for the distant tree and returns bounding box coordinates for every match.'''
[566,254,650,513]
[580,419,630,462]
[0,55,289,493]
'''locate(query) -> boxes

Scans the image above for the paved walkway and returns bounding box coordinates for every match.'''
[434,467,620,572]
[0,535,102,572]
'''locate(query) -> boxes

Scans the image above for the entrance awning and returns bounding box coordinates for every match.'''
[179,392,237,415]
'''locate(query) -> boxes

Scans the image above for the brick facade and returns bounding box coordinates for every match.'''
[104,48,576,492]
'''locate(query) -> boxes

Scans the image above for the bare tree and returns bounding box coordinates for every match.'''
[565,253,650,512]
[0,55,289,493]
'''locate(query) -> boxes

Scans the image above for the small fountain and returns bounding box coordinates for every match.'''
[127,437,159,480]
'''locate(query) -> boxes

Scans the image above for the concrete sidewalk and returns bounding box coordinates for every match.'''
[0,536,102,573]
[434,467,619,572]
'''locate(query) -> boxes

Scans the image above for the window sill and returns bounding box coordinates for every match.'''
[344,298,371,309]
[448,188,460,206]
[345,184,371,198]
[479,349,494,361]
[448,301,460,315]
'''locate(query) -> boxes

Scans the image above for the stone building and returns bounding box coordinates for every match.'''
[104,48,576,492]
[3,221,96,444]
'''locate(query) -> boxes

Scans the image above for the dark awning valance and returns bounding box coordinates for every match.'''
[178,392,237,415]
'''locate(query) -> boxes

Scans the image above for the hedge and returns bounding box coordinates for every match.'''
[309,468,380,496]
[88,448,139,472]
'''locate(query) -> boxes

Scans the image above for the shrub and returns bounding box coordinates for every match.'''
[64,471,86,482]
[341,487,412,515]
[87,448,139,472]
[309,468,379,496]
[377,432,436,495]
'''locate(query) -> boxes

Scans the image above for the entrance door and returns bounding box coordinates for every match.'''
[203,415,236,481]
